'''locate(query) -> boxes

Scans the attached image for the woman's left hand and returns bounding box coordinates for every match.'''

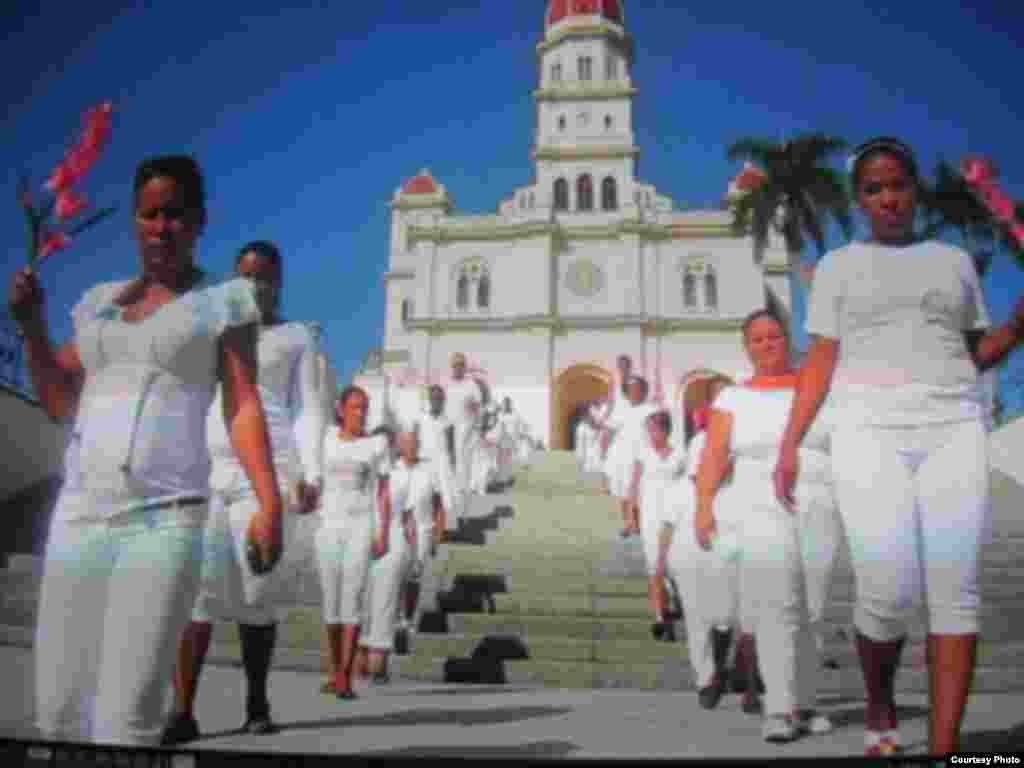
[294,479,322,515]
[695,508,717,552]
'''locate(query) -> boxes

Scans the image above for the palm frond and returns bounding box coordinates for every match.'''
[726,137,780,164]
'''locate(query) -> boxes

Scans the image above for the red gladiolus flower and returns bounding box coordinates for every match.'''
[961,155,998,185]
[44,101,113,193]
[55,189,89,220]
[39,231,71,261]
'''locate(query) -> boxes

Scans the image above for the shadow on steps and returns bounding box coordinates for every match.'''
[444,634,530,685]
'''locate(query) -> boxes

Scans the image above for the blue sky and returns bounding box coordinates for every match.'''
[3,2,1023,410]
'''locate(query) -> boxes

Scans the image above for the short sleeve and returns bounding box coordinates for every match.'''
[960,250,991,331]
[190,277,262,336]
[805,251,843,340]
[710,386,739,415]
[686,433,706,479]
[70,281,130,333]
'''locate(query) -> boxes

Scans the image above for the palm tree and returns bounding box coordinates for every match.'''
[725,133,853,318]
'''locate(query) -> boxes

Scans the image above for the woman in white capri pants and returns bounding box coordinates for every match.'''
[696,309,834,743]
[11,155,282,747]
[653,392,739,711]
[358,431,434,680]
[162,241,325,744]
[317,386,391,700]
[774,137,1024,757]
[626,410,686,642]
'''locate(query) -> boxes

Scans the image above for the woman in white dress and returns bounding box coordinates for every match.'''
[626,410,687,642]
[602,375,657,536]
[163,241,325,744]
[317,386,391,699]
[9,155,281,746]
[773,137,1024,756]
[652,385,740,711]
[354,427,416,683]
[696,308,834,743]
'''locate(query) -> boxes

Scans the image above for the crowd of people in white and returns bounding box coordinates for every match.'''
[10,136,1022,758]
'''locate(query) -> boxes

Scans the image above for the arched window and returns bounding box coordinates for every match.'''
[558,115,566,132]
[477,273,490,309]
[683,271,697,309]
[401,299,412,325]
[604,114,613,131]
[577,174,594,212]
[551,62,562,82]
[456,274,469,310]
[553,178,569,211]
[704,267,718,310]
[606,56,618,81]
[601,177,617,210]
[578,56,592,81]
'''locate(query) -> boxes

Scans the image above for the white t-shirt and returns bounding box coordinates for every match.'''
[415,413,454,466]
[635,439,688,525]
[390,384,427,433]
[805,240,991,426]
[712,386,831,484]
[208,321,324,489]
[390,459,435,531]
[446,378,483,427]
[321,433,391,525]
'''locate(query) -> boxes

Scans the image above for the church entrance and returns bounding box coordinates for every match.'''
[552,364,612,451]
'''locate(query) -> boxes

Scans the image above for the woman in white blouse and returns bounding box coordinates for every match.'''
[774,137,1024,756]
[317,386,391,700]
[8,155,281,746]
[162,241,325,744]
[696,308,834,743]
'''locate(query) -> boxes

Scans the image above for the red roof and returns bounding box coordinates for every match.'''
[401,170,439,195]
[546,0,623,27]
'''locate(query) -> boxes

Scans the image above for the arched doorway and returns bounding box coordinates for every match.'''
[674,368,735,444]
[551,364,611,451]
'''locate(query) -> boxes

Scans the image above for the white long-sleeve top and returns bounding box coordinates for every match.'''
[207,321,325,489]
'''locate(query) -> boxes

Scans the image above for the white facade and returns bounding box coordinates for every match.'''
[367,4,791,449]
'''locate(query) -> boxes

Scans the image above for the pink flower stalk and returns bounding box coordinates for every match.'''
[39,231,72,261]
[45,101,113,193]
[55,189,89,220]
[961,154,1024,251]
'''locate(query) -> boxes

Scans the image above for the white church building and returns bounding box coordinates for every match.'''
[363,0,792,449]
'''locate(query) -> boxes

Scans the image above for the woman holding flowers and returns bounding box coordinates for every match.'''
[9,154,281,746]
[773,137,1024,756]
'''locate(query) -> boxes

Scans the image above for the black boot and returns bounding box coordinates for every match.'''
[240,623,279,735]
[698,628,733,710]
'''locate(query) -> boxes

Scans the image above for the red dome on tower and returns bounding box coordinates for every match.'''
[546,0,623,28]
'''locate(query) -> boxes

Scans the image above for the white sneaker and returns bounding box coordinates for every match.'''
[762,715,798,743]
[796,711,834,735]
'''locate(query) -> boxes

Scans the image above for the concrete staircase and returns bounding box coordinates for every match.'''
[3,450,1024,692]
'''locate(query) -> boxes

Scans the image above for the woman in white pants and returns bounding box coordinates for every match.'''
[317,386,391,699]
[774,137,1024,757]
[446,353,482,529]
[653,388,739,711]
[626,410,687,642]
[357,430,419,683]
[163,241,325,744]
[696,308,833,743]
[414,384,456,539]
[11,155,282,747]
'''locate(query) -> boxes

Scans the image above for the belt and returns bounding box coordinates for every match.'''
[130,495,207,514]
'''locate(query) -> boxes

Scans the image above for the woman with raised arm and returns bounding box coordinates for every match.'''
[162,240,325,744]
[9,155,281,746]
[695,308,834,743]
[773,137,1024,757]
[317,386,391,700]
